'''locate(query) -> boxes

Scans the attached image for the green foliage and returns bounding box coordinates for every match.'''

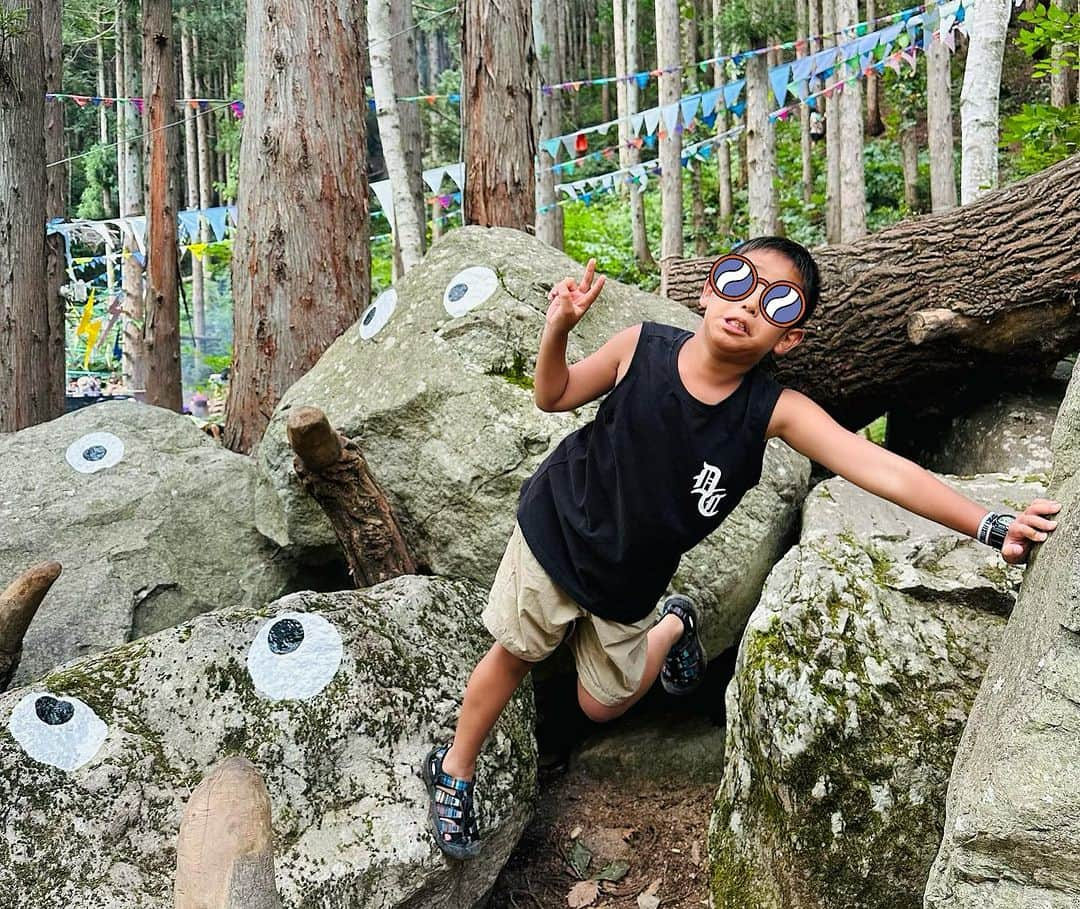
[717,0,795,48]
[75,143,119,220]
[426,67,462,167]
[1001,102,1080,174]
[1016,3,1080,78]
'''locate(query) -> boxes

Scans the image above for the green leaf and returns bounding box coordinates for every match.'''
[596,860,631,882]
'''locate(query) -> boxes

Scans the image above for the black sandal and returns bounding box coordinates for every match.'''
[422,744,482,860]
[659,594,707,695]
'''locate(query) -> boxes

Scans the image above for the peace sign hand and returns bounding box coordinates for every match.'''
[545,258,607,334]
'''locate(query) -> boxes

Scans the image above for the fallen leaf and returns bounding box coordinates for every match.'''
[637,895,661,909]
[567,880,600,908]
[691,840,701,865]
[568,839,593,879]
[570,825,583,839]
[596,859,630,882]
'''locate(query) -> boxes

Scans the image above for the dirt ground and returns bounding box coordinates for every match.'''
[488,763,715,909]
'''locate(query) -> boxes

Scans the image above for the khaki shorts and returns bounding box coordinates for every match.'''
[482,521,655,707]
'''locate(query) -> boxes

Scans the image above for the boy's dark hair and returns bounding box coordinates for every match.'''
[731,236,821,329]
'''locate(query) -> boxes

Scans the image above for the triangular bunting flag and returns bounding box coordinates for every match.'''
[722,78,745,111]
[204,206,229,242]
[631,111,645,135]
[700,87,721,116]
[661,102,680,136]
[680,96,700,126]
[769,62,791,105]
[643,106,661,135]
[444,162,465,190]
[422,166,446,191]
[177,209,201,241]
[540,138,562,160]
[370,179,396,232]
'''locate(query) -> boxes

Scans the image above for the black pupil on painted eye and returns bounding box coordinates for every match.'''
[35,696,74,726]
[448,283,468,302]
[363,306,376,325]
[83,445,107,462]
[268,618,305,655]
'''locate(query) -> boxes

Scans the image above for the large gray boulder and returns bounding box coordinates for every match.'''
[0,401,296,684]
[925,362,1080,909]
[0,575,535,908]
[709,471,1046,909]
[255,226,810,658]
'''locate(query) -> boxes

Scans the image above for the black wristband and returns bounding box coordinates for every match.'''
[976,512,1015,549]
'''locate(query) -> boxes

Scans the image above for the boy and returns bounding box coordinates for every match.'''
[423,237,1062,859]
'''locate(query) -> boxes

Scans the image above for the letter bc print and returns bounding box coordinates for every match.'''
[691,461,728,517]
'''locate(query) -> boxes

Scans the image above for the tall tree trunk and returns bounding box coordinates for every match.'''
[462,0,537,229]
[142,0,182,411]
[535,0,564,248]
[1049,0,1073,107]
[96,22,113,215]
[900,125,920,212]
[746,49,777,237]
[836,0,866,240]
[44,0,65,418]
[713,0,733,239]
[797,0,813,204]
[683,6,707,256]
[224,0,371,454]
[0,0,49,431]
[114,2,125,210]
[655,0,682,291]
[960,0,1009,204]
[667,153,1080,430]
[120,0,146,392]
[864,0,885,136]
[193,33,213,378]
[927,16,958,211]
[627,0,654,265]
[824,0,842,242]
[389,0,426,262]
[180,18,204,379]
[369,0,424,273]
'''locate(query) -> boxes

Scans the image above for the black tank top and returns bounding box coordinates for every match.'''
[517,321,784,623]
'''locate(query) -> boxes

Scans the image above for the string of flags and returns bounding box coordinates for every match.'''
[47,93,246,118]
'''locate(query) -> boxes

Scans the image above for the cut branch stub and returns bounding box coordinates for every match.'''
[174,755,282,909]
[0,561,61,691]
[286,405,417,586]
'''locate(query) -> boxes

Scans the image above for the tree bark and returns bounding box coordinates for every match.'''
[224,0,370,454]
[0,0,49,432]
[655,0,682,291]
[142,0,182,411]
[823,0,841,242]
[927,16,958,211]
[389,0,426,263]
[864,0,885,136]
[534,0,564,248]
[120,0,146,393]
[369,0,424,273]
[900,125,920,212]
[683,8,707,257]
[627,0,654,265]
[663,153,1080,430]
[175,757,282,909]
[286,406,417,587]
[462,0,537,230]
[0,562,61,692]
[836,0,866,240]
[713,0,733,238]
[960,0,1009,204]
[96,22,113,215]
[44,0,65,418]
[193,33,213,377]
[746,48,777,237]
[797,0,813,204]
[1050,0,1073,107]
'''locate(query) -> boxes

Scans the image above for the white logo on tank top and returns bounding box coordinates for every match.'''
[691,461,728,517]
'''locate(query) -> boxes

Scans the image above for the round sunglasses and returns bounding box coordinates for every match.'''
[706,253,806,328]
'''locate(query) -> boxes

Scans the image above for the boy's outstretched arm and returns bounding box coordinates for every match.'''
[534,258,640,412]
[768,389,1062,564]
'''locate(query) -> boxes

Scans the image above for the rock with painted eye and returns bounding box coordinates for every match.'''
[443,265,499,317]
[7,691,108,771]
[246,612,343,700]
[761,284,805,326]
[358,287,397,340]
[65,431,125,474]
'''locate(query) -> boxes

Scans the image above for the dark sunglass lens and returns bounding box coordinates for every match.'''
[761,284,804,325]
[710,256,755,299]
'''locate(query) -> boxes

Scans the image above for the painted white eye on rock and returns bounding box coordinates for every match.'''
[443,266,499,317]
[65,431,124,474]
[7,692,108,772]
[246,612,343,701]
[359,287,397,340]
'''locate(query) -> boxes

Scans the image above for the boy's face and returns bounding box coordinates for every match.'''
[697,248,806,359]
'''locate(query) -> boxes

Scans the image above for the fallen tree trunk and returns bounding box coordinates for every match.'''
[0,561,61,690]
[286,405,417,586]
[666,152,1080,430]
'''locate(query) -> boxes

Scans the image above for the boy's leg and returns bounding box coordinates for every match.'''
[442,642,533,780]
[574,612,684,723]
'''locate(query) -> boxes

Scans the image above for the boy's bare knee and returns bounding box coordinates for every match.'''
[576,681,626,723]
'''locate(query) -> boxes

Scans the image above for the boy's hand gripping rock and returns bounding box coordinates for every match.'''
[545,257,606,334]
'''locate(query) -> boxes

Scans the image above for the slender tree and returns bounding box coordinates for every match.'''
[960,0,1010,203]
[1049,0,1073,107]
[927,11,958,210]
[389,0,426,261]
[796,0,813,204]
[626,0,654,264]
[535,0,564,248]
[655,0,683,289]
[462,0,537,228]
[864,0,885,135]
[119,0,146,392]
[142,0,182,411]
[714,0,734,238]
[836,0,866,240]
[823,0,841,241]
[746,43,778,236]
[224,0,371,453]
[0,0,49,431]
[180,16,205,376]
[370,0,424,272]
